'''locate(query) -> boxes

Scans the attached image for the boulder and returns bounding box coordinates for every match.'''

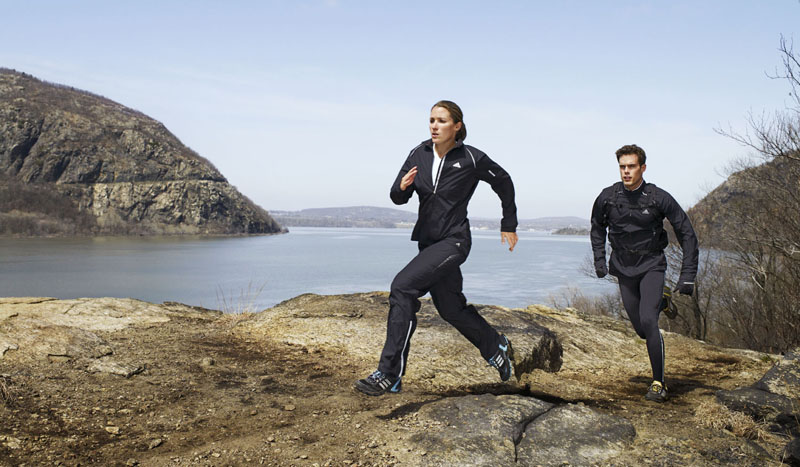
[399,394,553,466]
[517,403,637,465]
[381,395,637,466]
[754,350,800,399]
[237,292,563,391]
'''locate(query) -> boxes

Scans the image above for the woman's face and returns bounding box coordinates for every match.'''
[429,106,462,145]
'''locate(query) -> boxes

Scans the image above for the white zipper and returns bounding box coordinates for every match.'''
[433,153,447,194]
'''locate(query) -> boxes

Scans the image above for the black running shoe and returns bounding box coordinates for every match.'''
[645,380,669,402]
[660,286,678,320]
[487,334,514,382]
[354,370,401,396]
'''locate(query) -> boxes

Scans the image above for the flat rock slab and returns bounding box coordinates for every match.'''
[383,394,636,466]
[87,357,145,377]
[238,292,563,391]
[0,297,221,361]
[517,403,637,465]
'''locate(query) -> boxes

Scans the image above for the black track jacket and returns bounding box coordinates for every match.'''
[590,180,698,283]
[390,140,517,246]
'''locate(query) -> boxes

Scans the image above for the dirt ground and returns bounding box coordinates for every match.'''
[0,309,790,466]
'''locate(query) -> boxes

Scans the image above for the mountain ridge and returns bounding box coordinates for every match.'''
[0,69,283,236]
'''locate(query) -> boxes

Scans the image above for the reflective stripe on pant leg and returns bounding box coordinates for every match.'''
[398,320,414,377]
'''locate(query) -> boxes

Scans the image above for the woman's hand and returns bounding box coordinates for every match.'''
[501,232,518,252]
[400,166,418,191]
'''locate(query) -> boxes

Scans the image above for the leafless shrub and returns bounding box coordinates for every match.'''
[548,285,625,319]
[215,281,267,315]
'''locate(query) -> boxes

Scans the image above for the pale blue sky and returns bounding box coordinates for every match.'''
[1,1,798,218]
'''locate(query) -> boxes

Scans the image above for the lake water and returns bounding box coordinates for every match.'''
[0,227,615,311]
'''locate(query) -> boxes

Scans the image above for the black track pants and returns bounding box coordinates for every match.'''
[618,269,666,384]
[377,238,501,379]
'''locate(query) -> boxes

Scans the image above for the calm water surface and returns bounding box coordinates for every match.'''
[0,227,614,311]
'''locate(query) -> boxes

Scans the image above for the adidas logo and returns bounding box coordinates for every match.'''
[643,209,650,214]
[452,162,462,168]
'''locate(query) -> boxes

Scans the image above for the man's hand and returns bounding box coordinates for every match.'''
[595,259,608,278]
[676,282,694,296]
[501,232,518,252]
[400,166,418,191]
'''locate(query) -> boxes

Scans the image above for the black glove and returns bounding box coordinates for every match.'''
[595,260,608,279]
[676,281,694,296]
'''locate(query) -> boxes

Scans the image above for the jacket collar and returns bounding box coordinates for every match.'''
[422,139,464,152]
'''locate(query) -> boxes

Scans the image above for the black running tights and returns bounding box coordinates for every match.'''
[618,269,666,384]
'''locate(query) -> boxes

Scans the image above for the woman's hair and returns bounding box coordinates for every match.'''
[432,100,467,142]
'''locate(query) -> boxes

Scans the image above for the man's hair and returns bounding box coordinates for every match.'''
[615,144,646,165]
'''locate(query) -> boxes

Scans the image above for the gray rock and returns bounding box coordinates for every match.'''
[517,403,636,466]
[406,394,553,466]
[754,352,800,399]
[87,358,144,377]
[784,438,800,467]
[716,387,798,434]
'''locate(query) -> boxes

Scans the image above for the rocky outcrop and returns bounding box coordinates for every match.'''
[0,69,283,235]
[0,293,788,465]
[235,292,563,390]
[717,350,800,436]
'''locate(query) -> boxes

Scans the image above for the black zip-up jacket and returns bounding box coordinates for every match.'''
[391,140,517,246]
[590,180,698,283]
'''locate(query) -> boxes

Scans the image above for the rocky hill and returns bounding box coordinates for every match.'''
[688,156,792,248]
[1,293,797,465]
[0,69,284,236]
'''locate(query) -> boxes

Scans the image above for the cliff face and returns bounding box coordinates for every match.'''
[0,69,283,235]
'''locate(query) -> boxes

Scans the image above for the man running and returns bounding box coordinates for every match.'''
[590,144,698,402]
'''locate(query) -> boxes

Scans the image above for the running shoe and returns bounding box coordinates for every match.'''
[354,370,401,396]
[487,334,514,382]
[660,286,678,320]
[645,380,669,402]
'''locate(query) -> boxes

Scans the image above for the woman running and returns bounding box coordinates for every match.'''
[355,100,519,396]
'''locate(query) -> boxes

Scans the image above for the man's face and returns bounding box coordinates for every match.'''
[618,154,646,189]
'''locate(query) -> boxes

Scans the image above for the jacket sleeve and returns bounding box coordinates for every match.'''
[590,192,608,262]
[389,152,416,205]
[661,192,699,285]
[475,154,517,232]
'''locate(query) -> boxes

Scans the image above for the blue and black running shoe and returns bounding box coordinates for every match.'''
[487,334,514,382]
[354,370,402,396]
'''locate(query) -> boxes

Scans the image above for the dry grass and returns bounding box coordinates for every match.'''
[693,399,785,444]
[215,282,266,315]
[0,375,12,406]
